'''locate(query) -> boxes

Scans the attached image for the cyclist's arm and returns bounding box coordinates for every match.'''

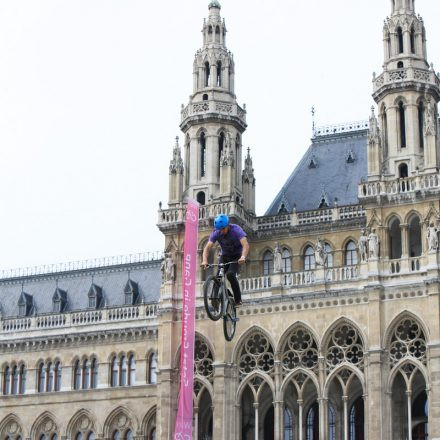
[202,241,214,267]
[239,237,249,264]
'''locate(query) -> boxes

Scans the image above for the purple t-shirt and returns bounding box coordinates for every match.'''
[209,224,246,257]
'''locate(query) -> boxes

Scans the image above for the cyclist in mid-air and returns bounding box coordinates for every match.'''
[202,214,249,306]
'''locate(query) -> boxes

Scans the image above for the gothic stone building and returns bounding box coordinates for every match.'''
[1,1,440,439]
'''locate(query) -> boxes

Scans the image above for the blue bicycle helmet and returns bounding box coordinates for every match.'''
[214,214,229,230]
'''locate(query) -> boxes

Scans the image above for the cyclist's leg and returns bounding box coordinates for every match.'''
[225,260,242,303]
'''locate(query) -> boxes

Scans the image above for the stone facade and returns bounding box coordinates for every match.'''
[2,1,440,440]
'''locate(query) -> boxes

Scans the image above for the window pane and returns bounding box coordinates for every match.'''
[87,433,95,440]
[47,363,54,392]
[12,366,19,395]
[149,353,158,385]
[305,246,315,271]
[125,430,133,440]
[83,360,90,389]
[55,362,62,391]
[38,364,45,393]
[325,244,333,268]
[75,433,83,440]
[74,361,81,390]
[120,356,127,386]
[4,367,10,394]
[91,359,98,389]
[112,357,119,387]
[20,365,26,394]
[129,356,135,386]
[282,249,291,273]
[263,251,274,275]
[112,431,121,440]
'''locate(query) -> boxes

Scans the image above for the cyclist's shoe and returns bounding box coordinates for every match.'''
[235,300,243,307]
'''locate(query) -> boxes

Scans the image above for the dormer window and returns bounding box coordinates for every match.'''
[52,288,67,313]
[308,156,318,169]
[88,284,103,310]
[18,292,34,317]
[124,280,139,306]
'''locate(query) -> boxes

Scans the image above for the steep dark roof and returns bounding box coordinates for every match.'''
[266,128,368,215]
[0,260,162,318]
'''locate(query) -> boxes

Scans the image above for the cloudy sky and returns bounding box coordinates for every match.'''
[0,0,439,270]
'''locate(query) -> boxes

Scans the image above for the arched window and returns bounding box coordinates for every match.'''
[410,27,416,53]
[120,356,128,386]
[325,243,333,267]
[40,435,48,440]
[91,358,98,389]
[349,397,364,440]
[306,402,319,440]
[75,433,83,440]
[382,107,388,153]
[204,62,210,87]
[304,245,315,271]
[345,241,358,266]
[397,61,404,69]
[200,132,206,178]
[397,27,404,53]
[124,430,134,440]
[283,406,293,440]
[196,191,206,206]
[216,61,222,87]
[202,93,208,101]
[54,362,61,392]
[87,433,96,440]
[111,356,119,387]
[412,391,428,439]
[149,352,158,385]
[112,431,121,440]
[19,364,26,394]
[74,360,81,390]
[3,366,10,394]
[389,217,402,260]
[51,435,58,440]
[38,363,45,393]
[263,250,274,275]
[83,359,90,389]
[409,215,422,258]
[11,365,19,395]
[128,355,136,386]
[418,102,425,149]
[399,163,408,178]
[399,102,406,148]
[215,25,220,43]
[149,428,156,440]
[328,403,336,440]
[282,248,292,273]
[47,362,54,392]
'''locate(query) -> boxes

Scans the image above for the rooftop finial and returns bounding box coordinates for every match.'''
[311,106,316,136]
[208,0,221,9]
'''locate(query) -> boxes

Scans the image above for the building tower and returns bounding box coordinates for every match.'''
[173,0,251,209]
[370,0,440,180]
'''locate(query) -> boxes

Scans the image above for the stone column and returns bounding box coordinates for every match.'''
[400,224,409,272]
[273,400,283,440]
[406,390,412,440]
[194,406,199,440]
[387,106,399,166]
[318,397,328,440]
[297,399,303,440]
[212,363,226,440]
[253,403,259,440]
[210,64,216,87]
[342,395,348,440]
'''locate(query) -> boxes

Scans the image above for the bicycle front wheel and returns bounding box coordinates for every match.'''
[223,299,237,341]
[203,275,224,321]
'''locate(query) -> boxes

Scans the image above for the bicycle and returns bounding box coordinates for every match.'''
[202,262,239,341]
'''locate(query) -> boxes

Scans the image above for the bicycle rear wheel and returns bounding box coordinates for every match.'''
[203,275,223,321]
[223,298,237,341]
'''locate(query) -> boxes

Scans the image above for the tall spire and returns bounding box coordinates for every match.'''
[371,0,440,179]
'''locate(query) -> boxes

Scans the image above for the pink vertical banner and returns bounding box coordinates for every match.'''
[174,199,199,440]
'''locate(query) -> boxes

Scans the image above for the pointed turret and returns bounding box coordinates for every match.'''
[179,2,249,208]
[372,0,440,178]
[242,147,256,214]
[168,136,184,205]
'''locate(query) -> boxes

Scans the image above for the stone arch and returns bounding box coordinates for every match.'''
[236,371,275,403]
[103,406,139,439]
[0,414,24,440]
[387,358,429,393]
[299,241,315,255]
[384,212,403,225]
[383,310,429,350]
[232,325,276,364]
[30,411,59,440]
[393,95,408,107]
[404,209,422,224]
[278,322,320,375]
[141,406,157,439]
[321,317,367,372]
[341,235,358,251]
[66,409,100,440]
[193,376,214,405]
[324,363,366,398]
[280,367,320,395]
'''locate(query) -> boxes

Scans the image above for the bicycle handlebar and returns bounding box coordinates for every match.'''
[201,261,240,268]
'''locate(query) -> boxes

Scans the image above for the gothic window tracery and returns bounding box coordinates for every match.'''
[238,331,275,380]
[194,337,214,382]
[389,317,427,366]
[74,357,97,390]
[325,323,364,371]
[281,325,319,374]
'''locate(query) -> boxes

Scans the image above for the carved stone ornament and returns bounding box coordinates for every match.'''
[80,416,91,431]
[117,415,128,429]
[358,229,369,262]
[427,222,439,252]
[7,422,19,435]
[273,243,283,274]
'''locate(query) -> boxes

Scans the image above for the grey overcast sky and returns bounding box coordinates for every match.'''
[0,0,439,270]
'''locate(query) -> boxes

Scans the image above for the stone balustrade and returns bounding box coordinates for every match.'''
[373,67,440,93]
[181,100,246,124]
[0,303,159,334]
[359,173,440,199]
